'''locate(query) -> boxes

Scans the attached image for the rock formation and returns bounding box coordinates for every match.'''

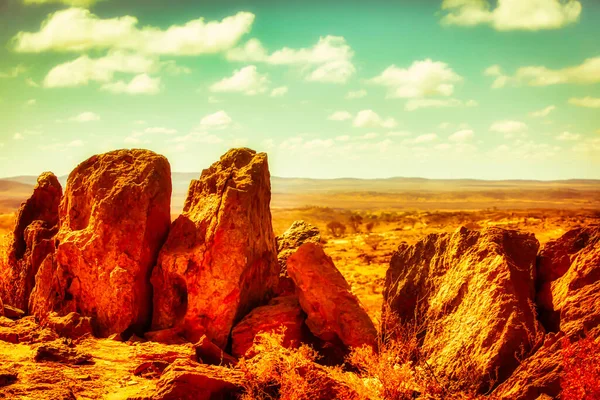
[383,226,542,391]
[151,148,279,348]
[1,172,61,312]
[29,149,172,337]
[286,243,378,350]
[536,225,600,338]
[276,220,321,294]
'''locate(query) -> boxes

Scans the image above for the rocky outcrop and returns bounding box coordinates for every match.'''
[286,243,377,351]
[29,149,172,337]
[276,220,321,294]
[0,297,3,318]
[383,226,541,391]
[231,295,306,358]
[536,225,600,338]
[1,172,61,312]
[151,148,279,348]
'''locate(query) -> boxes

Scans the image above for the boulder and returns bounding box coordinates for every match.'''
[1,172,61,312]
[286,243,377,351]
[151,148,279,347]
[383,226,541,392]
[29,149,172,337]
[536,225,600,338]
[195,335,238,366]
[231,295,306,358]
[43,312,93,339]
[276,220,321,294]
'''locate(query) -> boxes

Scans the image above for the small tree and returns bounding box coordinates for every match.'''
[326,221,347,238]
[364,234,384,251]
[365,221,375,233]
[348,213,363,233]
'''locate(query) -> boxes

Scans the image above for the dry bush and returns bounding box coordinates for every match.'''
[326,221,347,238]
[561,335,600,400]
[364,234,384,251]
[349,214,363,233]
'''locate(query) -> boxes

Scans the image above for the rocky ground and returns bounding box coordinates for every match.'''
[0,147,599,400]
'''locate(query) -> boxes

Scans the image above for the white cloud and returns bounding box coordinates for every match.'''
[568,97,600,108]
[486,57,600,88]
[208,96,222,104]
[14,133,24,141]
[69,111,100,122]
[336,135,350,141]
[490,120,528,138]
[26,78,39,87]
[386,131,412,137]
[556,131,581,141]
[483,64,510,89]
[168,132,223,144]
[449,129,474,142]
[369,59,462,98]
[411,133,438,144]
[25,99,37,106]
[270,86,288,97]
[200,111,232,129]
[303,139,334,149]
[210,65,269,95]
[440,0,582,31]
[144,127,177,135]
[328,111,353,121]
[227,36,355,84]
[353,110,398,129]
[530,105,556,117]
[39,139,86,151]
[361,132,379,140]
[346,89,367,99]
[67,139,84,147]
[405,98,477,111]
[14,8,255,55]
[0,64,27,78]
[101,74,161,95]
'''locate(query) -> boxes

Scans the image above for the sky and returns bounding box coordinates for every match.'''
[0,0,599,180]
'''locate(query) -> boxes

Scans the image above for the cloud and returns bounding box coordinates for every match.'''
[270,86,288,97]
[336,135,350,141]
[144,127,177,134]
[210,65,269,95]
[69,111,100,122]
[13,8,255,55]
[25,99,37,106]
[14,133,24,141]
[200,111,232,129]
[353,110,398,129]
[101,74,161,95]
[303,139,334,149]
[386,131,412,137]
[346,89,367,99]
[168,132,223,144]
[410,133,438,144]
[530,105,556,117]
[368,59,462,98]
[0,64,27,79]
[40,139,86,151]
[569,97,600,109]
[23,0,102,7]
[449,129,474,142]
[25,78,39,87]
[227,36,355,84]
[405,98,477,111]
[483,64,510,89]
[328,111,353,121]
[485,57,600,88]
[440,0,582,31]
[556,131,581,141]
[490,120,528,137]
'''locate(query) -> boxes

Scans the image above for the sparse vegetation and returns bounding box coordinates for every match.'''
[326,220,347,238]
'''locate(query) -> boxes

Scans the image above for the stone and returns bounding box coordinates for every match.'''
[195,335,237,366]
[1,172,61,312]
[286,243,378,351]
[536,225,600,338]
[29,149,172,338]
[276,220,321,295]
[33,340,93,365]
[43,312,93,339]
[3,304,25,320]
[383,226,542,392]
[151,148,279,347]
[231,295,306,358]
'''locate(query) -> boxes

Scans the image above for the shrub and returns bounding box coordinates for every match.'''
[364,234,384,251]
[326,221,347,238]
[349,214,363,233]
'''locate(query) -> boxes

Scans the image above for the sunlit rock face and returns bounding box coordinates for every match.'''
[286,242,378,351]
[537,225,600,339]
[151,148,279,348]
[384,226,542,392]
[0,172,61,312]
[29,149,172,337]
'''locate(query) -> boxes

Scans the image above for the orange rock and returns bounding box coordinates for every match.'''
[286,243,378,351]
[537,225,600,338]
[1,172,61,312]
[231,295,306,358]
[43,312,93,339]
[384,226,541,391]
[151,148,279,348]
[0,296,3,318]
[30,150,172,337]
[195,335,238,366]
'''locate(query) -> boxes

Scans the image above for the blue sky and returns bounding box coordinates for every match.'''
[0,0,599,179]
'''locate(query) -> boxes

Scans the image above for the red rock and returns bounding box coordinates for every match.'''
[0,297,4,318]
[231,295,306,358]
[195,335,238,366]
[3,304,25,320]
[151,148,279,348]
[383,226,542,391]
[1,172,61,312]
[537,225,600,338]
[43,312,93,339]
[29,149,172,338]
[286,243,377,350]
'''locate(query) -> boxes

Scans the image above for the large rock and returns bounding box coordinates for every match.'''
[383,226,541,391]
[537,225,600,338]
[151,148,279,347]
[276,220,321,294]
[29,149,172,337]
[1,172,61,312]
[286,243,377,350]
[231,295,306,358]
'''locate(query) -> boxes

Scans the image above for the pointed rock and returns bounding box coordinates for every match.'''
[151,148,279,347]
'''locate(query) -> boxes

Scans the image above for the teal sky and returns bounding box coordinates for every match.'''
[0,0,599,180]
